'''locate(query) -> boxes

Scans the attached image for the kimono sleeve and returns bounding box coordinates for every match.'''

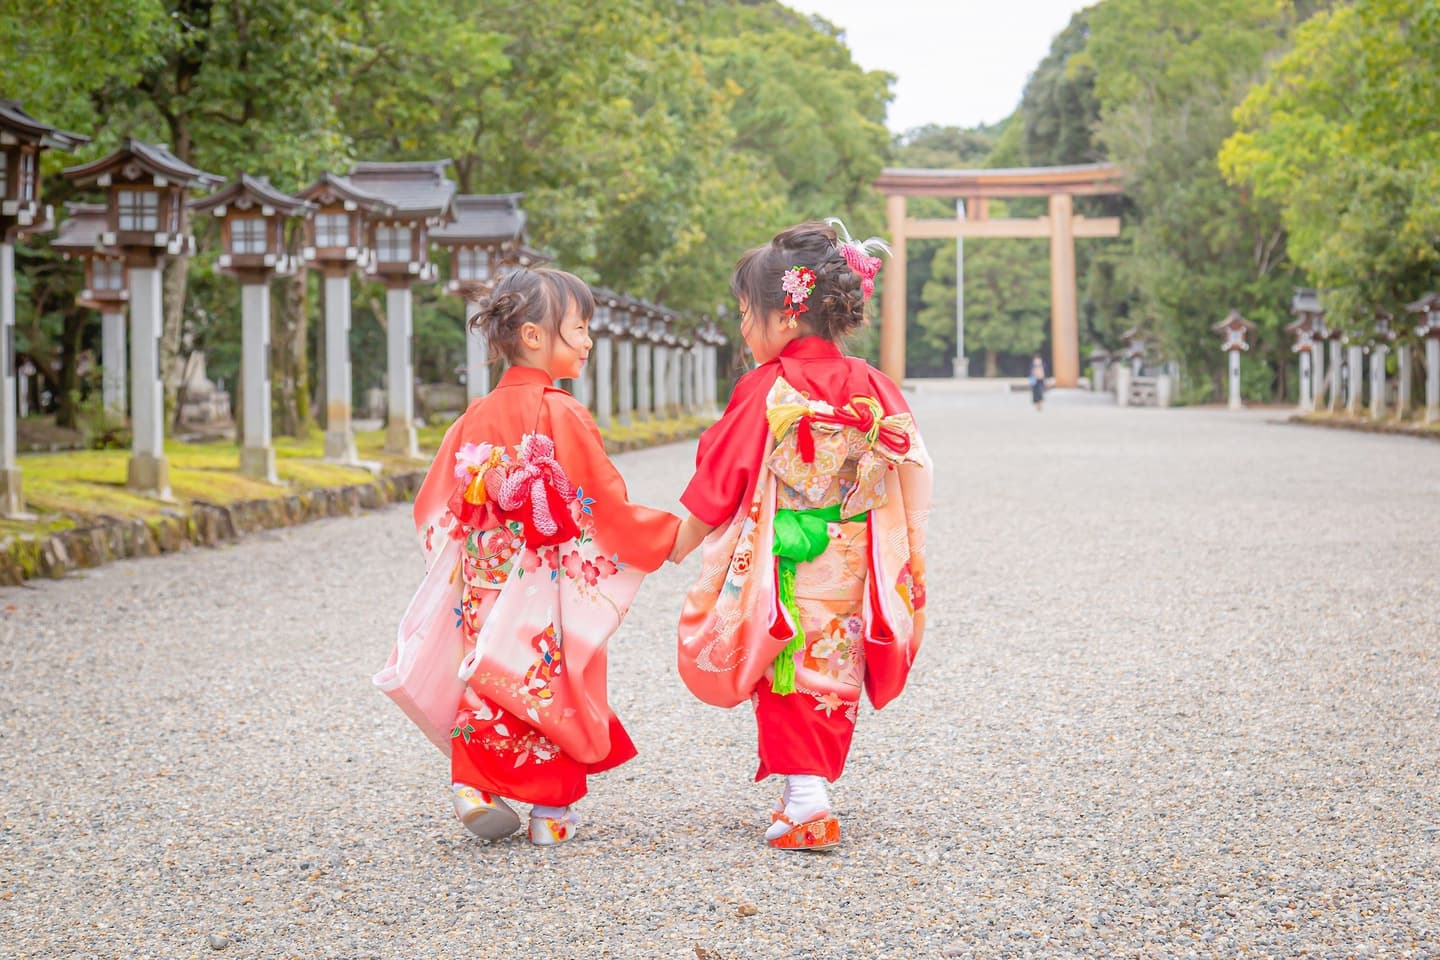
[679,364,777,528]
[546,394,681,573]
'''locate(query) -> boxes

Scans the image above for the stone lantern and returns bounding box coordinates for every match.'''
[1287,288,1323,412]
[642,303,672,419]
[430,193,527,400]
[630,305,656,422]
[345,160,457,457]
[52,203,127,418]
[662,313,683,418]
[296,171,391,465]
[1119,325,1148,377]
[0,101,89,517]
[192,174,314,482]
[1405,292,1440,424]
[495,243,551,279]
[1212,309,1255,411]
[696,317,725,416]
[63,139,220,498]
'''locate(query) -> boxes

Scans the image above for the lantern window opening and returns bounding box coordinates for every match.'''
[169,195,181,233]
[316,212,349,247]
[0,150,7,200]
[94,259,125,291]
[20,150,34,202]
[457,247,490,282]
[231,216,267,255]
[375,225,410,263]
[118,189,160,231]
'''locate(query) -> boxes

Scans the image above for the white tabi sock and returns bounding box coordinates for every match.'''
[764,775,830,840]
[531,804,573,821]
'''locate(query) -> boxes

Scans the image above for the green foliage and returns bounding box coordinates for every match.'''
[1220,0,1440,324]
[1082,0,1301,395]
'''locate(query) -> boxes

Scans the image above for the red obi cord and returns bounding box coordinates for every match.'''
[794,396,911,463]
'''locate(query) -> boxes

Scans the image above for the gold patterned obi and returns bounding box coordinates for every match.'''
[764,376,923,518]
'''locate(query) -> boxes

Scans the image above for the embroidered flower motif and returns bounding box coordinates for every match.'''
[731,547,753,577]
[813,692,845,716]
[581,560,600,586]
[593,555,618,578]
[561,550,586,579]
[520,550,542,574]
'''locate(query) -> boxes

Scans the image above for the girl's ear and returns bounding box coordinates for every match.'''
[519,320,544,350]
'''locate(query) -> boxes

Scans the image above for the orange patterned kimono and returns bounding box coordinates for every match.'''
[677,337,932,782]
[391,364,679,807]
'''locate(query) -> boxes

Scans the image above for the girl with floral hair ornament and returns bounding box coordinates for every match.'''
[671,220,933,851]
[377,268,679,846]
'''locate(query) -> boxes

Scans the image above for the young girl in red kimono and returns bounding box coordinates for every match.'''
[672,221,932,851]
[379,268,679,846]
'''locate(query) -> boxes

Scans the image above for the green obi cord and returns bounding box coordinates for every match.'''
[770,503,867,694]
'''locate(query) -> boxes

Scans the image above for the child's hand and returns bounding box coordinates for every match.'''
[669,514,714,564]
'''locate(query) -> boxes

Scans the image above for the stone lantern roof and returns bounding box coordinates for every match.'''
[295,171,392,213]
[1405,292,1440,337]
[344,160,456,223]
[431,193,525,246]
[61,138,219,190]
[0,100,90,151]
[1213,310,1255,351]
[190,172,314,217]
[50,202,115,255]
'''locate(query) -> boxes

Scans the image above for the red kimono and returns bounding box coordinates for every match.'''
[406,364,679,806]
[679,336,931,782]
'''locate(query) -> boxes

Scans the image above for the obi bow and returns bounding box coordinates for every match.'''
[764,377,923,517]
[495,433,581,546]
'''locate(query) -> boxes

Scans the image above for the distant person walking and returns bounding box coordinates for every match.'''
[1029,353,1047,412]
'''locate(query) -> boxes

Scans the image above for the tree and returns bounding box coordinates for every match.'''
[1080,0,1304,399]
[1220,0,1440,326]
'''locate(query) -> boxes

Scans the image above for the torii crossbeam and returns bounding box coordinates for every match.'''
[874,163,1125,387]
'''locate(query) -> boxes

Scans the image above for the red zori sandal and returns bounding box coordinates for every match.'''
[767,811,841,851]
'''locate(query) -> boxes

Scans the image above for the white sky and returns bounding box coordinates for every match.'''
[784,0,1093,133]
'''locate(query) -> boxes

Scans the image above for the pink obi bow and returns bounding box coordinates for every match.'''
[496,433,577,540]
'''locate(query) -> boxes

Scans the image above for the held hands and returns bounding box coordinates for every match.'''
[668,514,714,564]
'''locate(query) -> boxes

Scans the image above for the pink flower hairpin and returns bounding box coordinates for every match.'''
[827,217,890,300]
[781,266,817,328]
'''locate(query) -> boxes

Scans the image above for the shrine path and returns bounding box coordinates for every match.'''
[3,385,1437,959]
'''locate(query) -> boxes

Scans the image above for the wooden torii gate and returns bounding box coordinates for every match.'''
[874,163,1125,387]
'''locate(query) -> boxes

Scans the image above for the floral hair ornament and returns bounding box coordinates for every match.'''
[780,265,817,328]
[826,217,890,300]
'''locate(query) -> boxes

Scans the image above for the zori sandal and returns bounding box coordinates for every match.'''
[528,808,581,847]
[452,784,522,841]
[767,812,841,852]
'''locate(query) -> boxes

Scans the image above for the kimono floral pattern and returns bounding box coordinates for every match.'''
[453,696,562,768]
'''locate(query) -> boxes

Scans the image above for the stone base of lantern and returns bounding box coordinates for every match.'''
[385,421,418,459]
[240,445,278,484]
[0,468,34,520]
[324,428,359,464]
[126,453,172,499]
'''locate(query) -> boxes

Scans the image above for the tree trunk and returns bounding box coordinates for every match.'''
[271,220,312,437]
[983,348,998,378]
[163,249,191,429]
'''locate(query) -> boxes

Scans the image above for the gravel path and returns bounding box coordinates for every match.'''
[2,387,1437,959]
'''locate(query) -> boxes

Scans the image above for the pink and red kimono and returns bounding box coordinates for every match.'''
[381,364,679,807]
[676,336,932,782]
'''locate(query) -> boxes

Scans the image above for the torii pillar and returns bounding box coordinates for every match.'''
[876,164,1125,387]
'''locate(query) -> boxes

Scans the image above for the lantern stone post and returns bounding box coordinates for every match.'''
[346,161,457,459]
[1289,289,1324,412]
[63,139,219,498]
[298,172,391,465]
[192,174,314,482]
[1212,310,1254,411]
[635,310,655,421]
[0,101,89,516]
[53,203,128,417]
[432,194,531,400]
[615,297,636,428]
[1368,312,1395,421]
[591,290,615,430]
[1405,293,1440,424]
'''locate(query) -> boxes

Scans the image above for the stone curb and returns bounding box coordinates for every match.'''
[0,422,709,587]
[1287,413,1440,442]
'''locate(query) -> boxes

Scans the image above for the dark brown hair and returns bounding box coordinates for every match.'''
[464,267,594,363]
[730,221,868,342]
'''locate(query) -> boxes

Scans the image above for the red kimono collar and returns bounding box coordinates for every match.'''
[495,365,556,389]
[777,336,844,362]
